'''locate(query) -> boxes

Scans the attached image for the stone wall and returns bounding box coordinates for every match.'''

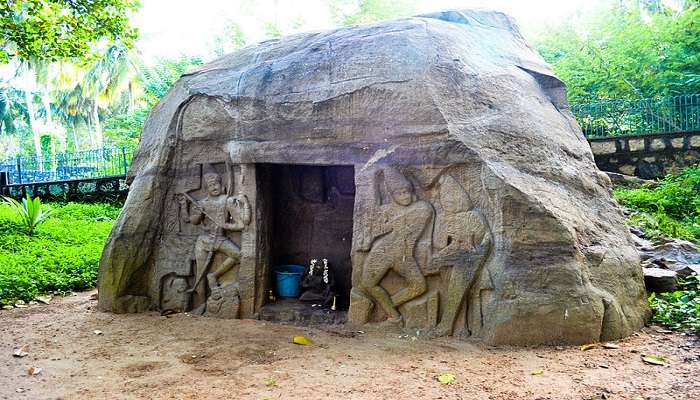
[0,174,128,203]
[589,131,700,179]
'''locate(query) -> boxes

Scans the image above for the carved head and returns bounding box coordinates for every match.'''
[384,167,413,206]
[439,174,473,213]
[203,164,222,196]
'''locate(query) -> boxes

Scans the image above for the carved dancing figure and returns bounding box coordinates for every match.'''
[358,167,433,327]
[177,164,251,308]
[429,174,491,337]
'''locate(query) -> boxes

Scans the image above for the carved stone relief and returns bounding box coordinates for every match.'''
[349,165,494,336]
[158,161,252,318]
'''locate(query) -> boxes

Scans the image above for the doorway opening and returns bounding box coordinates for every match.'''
[259,164,355,324]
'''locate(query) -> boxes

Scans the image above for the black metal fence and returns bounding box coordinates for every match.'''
[571,94,700,138]
[0,146,135,186]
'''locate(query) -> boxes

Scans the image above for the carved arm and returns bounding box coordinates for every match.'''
[177,193,203,225]
[223,194,252,231]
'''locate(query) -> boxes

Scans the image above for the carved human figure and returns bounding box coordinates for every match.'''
[177,164,251,308]
[429,174,491,337]
[357,167,433,327]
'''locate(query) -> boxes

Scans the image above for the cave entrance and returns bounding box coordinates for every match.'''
[259,164,355,325]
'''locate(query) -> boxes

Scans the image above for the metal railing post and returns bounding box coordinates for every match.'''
[121,145,128,175]
[15,156,22,184]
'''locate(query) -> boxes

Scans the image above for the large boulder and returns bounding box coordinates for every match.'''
[98,9,649,345]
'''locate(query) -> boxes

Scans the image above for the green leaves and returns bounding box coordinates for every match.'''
[533,3,700,103]
[0,0,140,64]
[1,194,53,235]
[615,166,700,244]
[648,275,700,333]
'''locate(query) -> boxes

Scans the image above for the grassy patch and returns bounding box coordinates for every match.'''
[614,165,700,244]
[0,202,119,306]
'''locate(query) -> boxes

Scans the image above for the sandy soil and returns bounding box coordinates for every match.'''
[1,291,698,400]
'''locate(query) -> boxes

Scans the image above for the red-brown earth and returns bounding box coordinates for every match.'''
[1,290,698,400]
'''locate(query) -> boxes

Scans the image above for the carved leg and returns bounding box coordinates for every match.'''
[430,253,483,337]
[192,242,211,311]
[429,265,469,337]
[208,240,241,287]
[360,255,400,321]
[368,286,401,321]
[391,260,427,307]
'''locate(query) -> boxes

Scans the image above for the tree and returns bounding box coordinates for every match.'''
[533,0,700,103]
[0,0,140,64]
[329,0,419,26]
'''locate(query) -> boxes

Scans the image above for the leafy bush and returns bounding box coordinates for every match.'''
[0,202,117,306]
[51,202,122,220]
[1,195,54,235]
[648,275,700,333]
[615,165,700,243]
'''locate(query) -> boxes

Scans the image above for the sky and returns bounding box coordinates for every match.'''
[134,0,607,62]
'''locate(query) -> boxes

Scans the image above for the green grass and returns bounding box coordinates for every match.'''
[0,202,119,306]
[614,165,700,244]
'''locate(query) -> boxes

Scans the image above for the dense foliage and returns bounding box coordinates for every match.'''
[0,201,119,306]
[533,1,700,103]
[649,275,700,333]
[103,55,203,146]
[614,165,700,243]
[330,0,418,25]
[0,0,140,64]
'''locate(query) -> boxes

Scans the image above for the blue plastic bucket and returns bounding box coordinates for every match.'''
[274,264,305,298]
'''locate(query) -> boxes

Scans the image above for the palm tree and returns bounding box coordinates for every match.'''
[81,45,136,148]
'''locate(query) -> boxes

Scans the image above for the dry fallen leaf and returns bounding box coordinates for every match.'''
[437,373,456,384]
[12,346,28,358]
[642,355,666,366]
[292,335,313,346]
[265,378,277,387]
[602,343,620,349]
[27,367,42,376]
[530,368,545,376]
[580,343,597,351]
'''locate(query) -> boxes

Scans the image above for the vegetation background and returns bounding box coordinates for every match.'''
[1,0,699,161]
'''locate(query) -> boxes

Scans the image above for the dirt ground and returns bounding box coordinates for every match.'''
[1,291,698,400]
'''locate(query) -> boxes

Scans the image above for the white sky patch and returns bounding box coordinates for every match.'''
[131,0,680,62]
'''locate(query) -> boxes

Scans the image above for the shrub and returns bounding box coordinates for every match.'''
[648,275,700,333]
[0,202,116,306]
[615,165,700,244]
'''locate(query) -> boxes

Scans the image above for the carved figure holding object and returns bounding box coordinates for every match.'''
[177,164,251,309]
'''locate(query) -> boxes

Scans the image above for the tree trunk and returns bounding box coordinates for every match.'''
[86,117,95,148]
[92,99,103,148]
[71,121,81,151]
[41,88,66,153]
[24,89,43,170]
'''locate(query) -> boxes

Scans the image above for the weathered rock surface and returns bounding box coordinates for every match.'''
[643,267,678,293]
[98,9,649,345]
[634,229,700,283]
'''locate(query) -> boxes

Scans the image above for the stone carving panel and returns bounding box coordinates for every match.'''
[350,165,494,336]
[157,161,252,318]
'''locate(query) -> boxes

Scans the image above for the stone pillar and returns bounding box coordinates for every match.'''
[237,163,260,318]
